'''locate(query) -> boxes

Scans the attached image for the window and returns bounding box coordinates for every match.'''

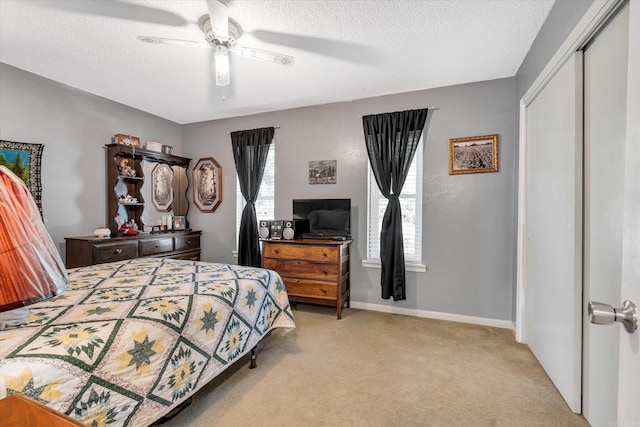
[236,143,276,244]
[366,140,424,269]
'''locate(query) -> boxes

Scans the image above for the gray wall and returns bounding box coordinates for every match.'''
[516,0,595,99]
[184,77,516,322]
[0,63,183,258]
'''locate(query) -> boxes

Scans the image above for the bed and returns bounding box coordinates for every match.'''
[0,257,295,426]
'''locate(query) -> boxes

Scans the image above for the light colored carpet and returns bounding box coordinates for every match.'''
[161,305,589,427]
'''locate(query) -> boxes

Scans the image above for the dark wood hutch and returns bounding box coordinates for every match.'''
[65,143,201,268]
[104,143,191,236]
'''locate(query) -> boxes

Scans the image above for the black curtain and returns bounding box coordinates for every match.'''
[231,127,275,267]
[362,109,431,300]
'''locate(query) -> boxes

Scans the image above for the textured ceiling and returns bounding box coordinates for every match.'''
[0,0,555,124]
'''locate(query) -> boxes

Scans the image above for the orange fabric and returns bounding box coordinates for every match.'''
[0,166,68,310]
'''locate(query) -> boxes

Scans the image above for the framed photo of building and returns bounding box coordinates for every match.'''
[448,134,499,175]
[193,157,222,212]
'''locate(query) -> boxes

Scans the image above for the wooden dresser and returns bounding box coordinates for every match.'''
[0,393,84,426]
[65,230,201,268]
[262,239,351,319]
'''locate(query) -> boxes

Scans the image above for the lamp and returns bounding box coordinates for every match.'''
[215,44,230,86]
[0,166,69,329]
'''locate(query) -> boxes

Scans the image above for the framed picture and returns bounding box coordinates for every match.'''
[309,160,337,184]
[0,140,44,214]
[172,215,186,230]
[448,134,499,175]
[152,163,174,211]
[193,157,222,212]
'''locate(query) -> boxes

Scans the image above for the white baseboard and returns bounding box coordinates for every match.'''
[349,301,514,330]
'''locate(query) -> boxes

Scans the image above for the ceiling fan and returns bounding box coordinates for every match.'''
[137,0,294,87]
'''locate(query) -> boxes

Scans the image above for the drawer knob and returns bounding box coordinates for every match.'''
[323,251,328,257]
[187,240,191,245]
[114,248,123,254]
[274,249,280,254]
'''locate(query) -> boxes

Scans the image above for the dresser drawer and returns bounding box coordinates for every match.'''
[165,250,201,261]
[283,277,337,299]
[175,234,200,252]
[263,258,339,281]
[263,244,339,262]
[94,241,138,263]
[139,237,173,256]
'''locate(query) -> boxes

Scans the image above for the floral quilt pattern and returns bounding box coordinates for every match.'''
[0,258,295,426]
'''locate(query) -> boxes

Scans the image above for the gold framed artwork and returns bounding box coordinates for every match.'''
[193,157,222,213]
[448,134,498,175]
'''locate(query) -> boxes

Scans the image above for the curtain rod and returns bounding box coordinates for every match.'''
[225,106,440,133]
[227,126,280,135]
[360,107,440,118]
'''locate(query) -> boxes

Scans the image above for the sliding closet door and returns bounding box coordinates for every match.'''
[582,3,629,424]
[524,52,583,413]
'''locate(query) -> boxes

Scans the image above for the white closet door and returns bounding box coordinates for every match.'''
[617,0,640,422]
[583,3,629,425]
[524,52,583,413]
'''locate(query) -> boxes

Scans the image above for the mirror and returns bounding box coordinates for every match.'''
[140,160,189,228]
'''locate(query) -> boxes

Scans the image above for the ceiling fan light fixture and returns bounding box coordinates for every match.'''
[138,2,294,89]
[215,44,230,86]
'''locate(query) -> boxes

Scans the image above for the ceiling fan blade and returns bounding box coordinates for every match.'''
[137,36,211,49]
[31,0,187,26]
[205,0,229,39]
[252,30,377,65]
[230,46,295,66]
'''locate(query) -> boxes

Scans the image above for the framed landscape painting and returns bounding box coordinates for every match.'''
[448,134,498,175]
[0,140,44,213]
[309,160,337,184]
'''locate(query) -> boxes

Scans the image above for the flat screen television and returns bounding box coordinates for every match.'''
[293,198,351,239]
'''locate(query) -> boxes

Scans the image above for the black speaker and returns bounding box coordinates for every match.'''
[282,219,310,240]
[269,220,284,240]
[258,220,271,239]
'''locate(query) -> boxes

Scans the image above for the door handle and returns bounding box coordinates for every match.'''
[588,300,637,334]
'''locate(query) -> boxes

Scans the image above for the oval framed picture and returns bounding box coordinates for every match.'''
[152,163,174,211]
[193,157,222,212]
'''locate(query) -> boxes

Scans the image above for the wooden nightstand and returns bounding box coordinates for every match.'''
[0,393,84,426]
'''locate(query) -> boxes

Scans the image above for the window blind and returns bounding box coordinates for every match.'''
[367,141,423,264]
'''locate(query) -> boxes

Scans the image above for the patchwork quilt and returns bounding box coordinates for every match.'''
[0,257,295,426]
